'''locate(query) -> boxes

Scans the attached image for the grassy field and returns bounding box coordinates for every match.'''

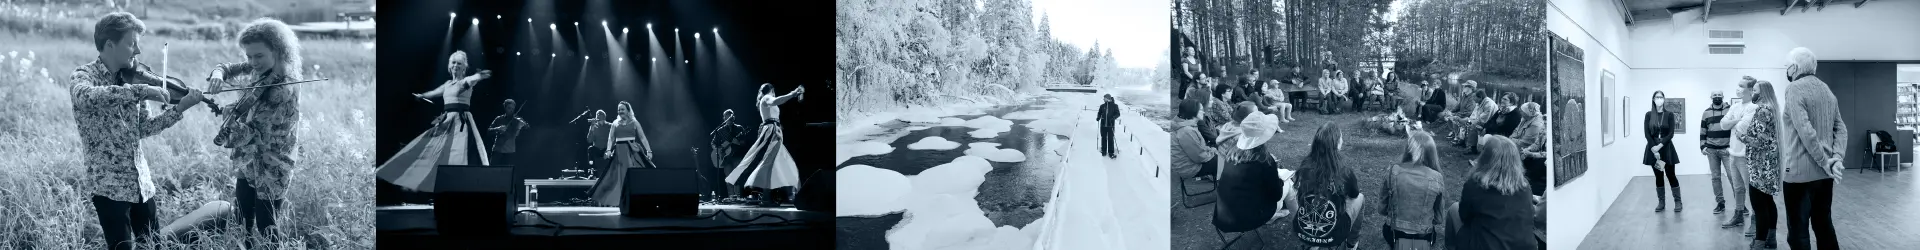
[0,6,374,249]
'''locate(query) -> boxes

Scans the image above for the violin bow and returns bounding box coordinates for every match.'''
[208,78,330,94]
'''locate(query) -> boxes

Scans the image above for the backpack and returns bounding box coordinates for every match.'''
[1873,130,1897,152]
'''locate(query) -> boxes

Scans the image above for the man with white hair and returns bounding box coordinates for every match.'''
[1778,47,1845,250]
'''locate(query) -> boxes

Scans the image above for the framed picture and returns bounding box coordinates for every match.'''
[1601,71,1615,146]
[1623,96,1631,138]
[1665,98,1687,134]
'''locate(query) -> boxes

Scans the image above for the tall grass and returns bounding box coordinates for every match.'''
[0,22,373,250]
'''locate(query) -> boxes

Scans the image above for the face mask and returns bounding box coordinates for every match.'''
[1712,97,1723,105]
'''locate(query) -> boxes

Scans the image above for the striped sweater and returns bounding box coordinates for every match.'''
[1700,102,1731,149]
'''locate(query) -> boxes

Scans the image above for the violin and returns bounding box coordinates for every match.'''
[118,60,223,115]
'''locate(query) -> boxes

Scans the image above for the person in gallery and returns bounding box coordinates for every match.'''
[1644,90,1683,212]
[70,12,207,250]
[207,18,305,247]
[726,83,806,206]
[1291,123,1365,250]
[376,50,493,192]
[1448,136,1538,250]
[1778,47,1845,250]
[1717,77,1759,234]
[1700,91,1740,217]
[1733,79,1782,249]
[1379,128,1445,250]
[590,101,661,206]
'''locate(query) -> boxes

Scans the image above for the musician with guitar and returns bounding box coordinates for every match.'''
[708,109,750,203]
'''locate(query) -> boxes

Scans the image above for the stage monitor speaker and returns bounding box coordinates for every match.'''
[433,165,514,236]
[622,168,699,218]
[795,169,833,212]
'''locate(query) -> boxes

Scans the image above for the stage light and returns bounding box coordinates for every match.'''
[602,20,607,27]
[585,56,590,60]
[651,57,656,62]
[550,23,556,30]
[646,23,652,30]
[496,15,501,20]
[674,28,678,33]
[450,12,456,19]
[471,18,478,26]
[552,53,556,58]
[694,33,699,39]
[623,27,628,34]
[713,27,718,34]
[684,60,688,64]
[574,22,579,27]
[527,18,532,23]
[619,57,624,62]
[516,52,521,56]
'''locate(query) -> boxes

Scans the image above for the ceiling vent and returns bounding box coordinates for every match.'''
[1707,42,1746,55]
[1707,29,1744,39]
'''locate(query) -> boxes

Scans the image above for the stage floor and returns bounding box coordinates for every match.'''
[378,204,831,248]
[1577,170,1920,249]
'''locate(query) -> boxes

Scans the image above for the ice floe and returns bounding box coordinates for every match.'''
[837,141,898,166]
[906,136,963,150]
[964,116,1013,139]
[964,142,1027,163]
[835,165,913,217]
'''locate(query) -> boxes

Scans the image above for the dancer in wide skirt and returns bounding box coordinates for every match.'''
[727,83,804,206]
[375,50,493,192]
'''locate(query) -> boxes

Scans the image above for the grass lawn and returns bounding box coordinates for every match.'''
[0,19,373,250]
[1169,107,1480,250]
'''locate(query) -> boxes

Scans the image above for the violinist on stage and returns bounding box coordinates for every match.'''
[69,12,204,250]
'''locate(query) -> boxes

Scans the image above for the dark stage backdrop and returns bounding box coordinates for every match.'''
[375,0,834,204]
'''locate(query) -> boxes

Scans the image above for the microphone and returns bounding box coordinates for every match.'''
[569,108,592,124]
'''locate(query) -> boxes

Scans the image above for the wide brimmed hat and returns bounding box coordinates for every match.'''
[1232,112,1281,150]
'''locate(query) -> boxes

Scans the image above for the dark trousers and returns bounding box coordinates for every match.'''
[1100,125,1116,157]
[1651,163,1681,204]
[91,195,159,250]
[235,179,284,242]
[1749,186,1780,244]
[1381,225,1436,249]
[1195,158,1218,179]
[1784,179,1838,250]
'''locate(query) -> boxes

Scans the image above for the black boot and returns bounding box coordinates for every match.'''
[1655,186,1667,212]
[1722,209,1747,228]
[1671,185,1684,212]
[1714,203,1726,214]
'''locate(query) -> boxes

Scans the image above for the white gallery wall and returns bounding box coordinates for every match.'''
[1551,0,1920,248]
[1545,0,1635,249]
[1622,0,1920,177]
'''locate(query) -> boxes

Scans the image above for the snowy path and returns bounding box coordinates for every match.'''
[1029,99,1171,250]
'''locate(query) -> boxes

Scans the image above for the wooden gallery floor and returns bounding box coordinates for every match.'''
[1577,169,1920,249]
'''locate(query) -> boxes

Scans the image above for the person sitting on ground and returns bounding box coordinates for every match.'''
[1380,128,1446,250]
[1291,123,1365,250]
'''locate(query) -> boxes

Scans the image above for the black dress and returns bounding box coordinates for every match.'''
[1642,110,1680,165]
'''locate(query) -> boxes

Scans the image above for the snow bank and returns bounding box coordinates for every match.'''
[1024,119,1076,137]
[836,165,913,217]
[837,141,898,165]
[906,136,963,150]
[885,155,1035,250]
[964,116,1013,139]
[963,142,1027,163]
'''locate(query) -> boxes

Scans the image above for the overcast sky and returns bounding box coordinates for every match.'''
[1030,0,1169,69]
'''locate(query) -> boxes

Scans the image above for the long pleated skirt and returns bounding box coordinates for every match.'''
[726,120,801,190]
[590,141,658,206]
[375,107,491,193]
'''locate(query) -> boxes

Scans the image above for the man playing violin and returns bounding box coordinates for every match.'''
[69,12,207,250]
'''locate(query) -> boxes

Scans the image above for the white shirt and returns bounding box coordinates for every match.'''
[1725,103,1758,157]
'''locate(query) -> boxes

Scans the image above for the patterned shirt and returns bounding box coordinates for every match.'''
[1742,105,1781,195]
[214,66,300,200]
[70,60,183,203]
